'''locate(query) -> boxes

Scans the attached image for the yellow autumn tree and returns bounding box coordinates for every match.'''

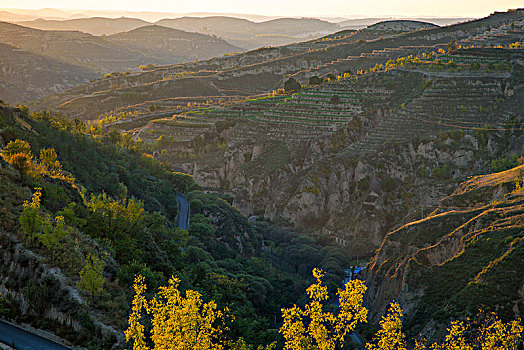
[430,320,472,350]
[476,314,523,350]
[0,139,33,162]
[39,147,62,171]
[366,302,407,350]
[397,312,522,350]
[279,268,368,350]
[125,274,229,350]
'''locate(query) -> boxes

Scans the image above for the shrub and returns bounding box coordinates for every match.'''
[309,76,323,85]
[380,177,396,192]
[1,139,33,161]
[77,254,105,296]
[190,199,204,213]
[330,95,341,104]
[491,154,520,172]
[284,78,301,92]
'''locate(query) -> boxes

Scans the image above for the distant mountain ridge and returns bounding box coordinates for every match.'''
[0,20,243,103]
[156,16,340,49]
[107,25,242,61]
[14,15,347,49]
[17,16,151,36]
[12,14,475,50]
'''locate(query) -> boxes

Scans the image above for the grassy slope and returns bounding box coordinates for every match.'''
[0,105,351,348]
[364,165,524,341]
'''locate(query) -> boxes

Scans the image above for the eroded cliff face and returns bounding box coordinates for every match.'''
[157,45,524,256]
[363,165,524,341]
[178,117,521,256]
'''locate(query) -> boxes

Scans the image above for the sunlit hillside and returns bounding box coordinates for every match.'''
[0,2,522,349]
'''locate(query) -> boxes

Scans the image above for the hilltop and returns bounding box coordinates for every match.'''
[17,16,151,36]
[339,17,471,29]
[156,16,340,49]
[366,20,439,32]
[107,25,242,61]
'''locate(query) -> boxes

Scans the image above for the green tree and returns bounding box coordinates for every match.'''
[190,199,204,213]
[78,254,105,296]
[330,95,341,104]
[38,215,71,249]
[309,76,323,86]
[19,188,43,242]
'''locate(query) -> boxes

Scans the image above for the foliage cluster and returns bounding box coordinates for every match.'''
[0,106,351,348]
[126,269,523,350]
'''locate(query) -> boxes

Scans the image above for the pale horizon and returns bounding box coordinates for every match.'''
[1,0,523,19]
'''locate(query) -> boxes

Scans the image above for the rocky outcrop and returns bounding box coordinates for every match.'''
[363,165,524,341]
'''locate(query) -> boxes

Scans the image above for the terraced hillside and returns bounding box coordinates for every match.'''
[33,10,524,256]
[108,45,523,256]
[35,10,524,121]
[363,164,524,342]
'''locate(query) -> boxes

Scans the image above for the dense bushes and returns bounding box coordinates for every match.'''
[0,106,355,348]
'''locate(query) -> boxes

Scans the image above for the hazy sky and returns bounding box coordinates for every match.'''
[2,0,522,17]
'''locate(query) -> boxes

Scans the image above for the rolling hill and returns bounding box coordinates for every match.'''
[32,9,524,257]
[107,25,242,61]
[364,164,524,341]
[0,21,173,73]
[0,21,242,72]
[156,16,340,49]
[338,17,472,29]
[17,16,151,36]
[0,21,245,102]
[0,43,97,104]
